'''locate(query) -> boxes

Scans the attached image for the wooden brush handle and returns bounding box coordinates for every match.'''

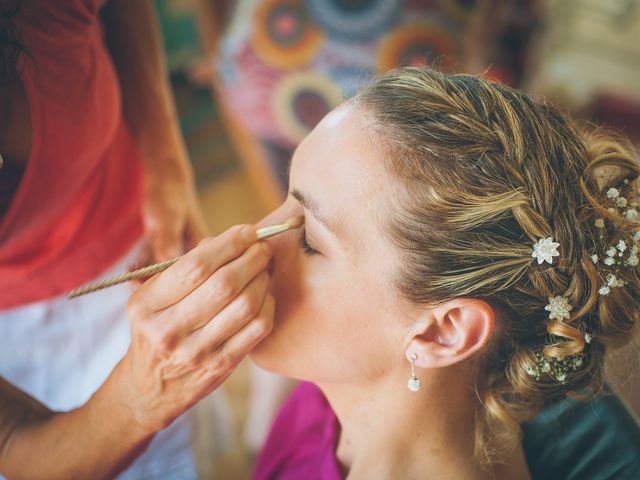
[67,257,180,298]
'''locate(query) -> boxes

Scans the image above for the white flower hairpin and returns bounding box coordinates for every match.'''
[545,296,572,321]
[526,180,638,383]
[532,237,560,265]
[527,235,590,383]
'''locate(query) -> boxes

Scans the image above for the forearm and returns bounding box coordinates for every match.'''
[0,373,154,479]
[101,0,190,178]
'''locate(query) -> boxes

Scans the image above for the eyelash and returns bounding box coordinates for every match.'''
[299,230,319,255]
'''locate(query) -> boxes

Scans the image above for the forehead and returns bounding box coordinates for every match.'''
[289,104,393,236]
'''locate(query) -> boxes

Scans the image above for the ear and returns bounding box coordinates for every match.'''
[405,299,494,369]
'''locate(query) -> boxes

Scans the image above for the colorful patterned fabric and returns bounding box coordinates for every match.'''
[217,0,476,149]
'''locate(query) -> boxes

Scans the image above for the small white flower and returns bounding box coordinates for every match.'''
[625,209,638,221]
[616,197,628,208]
[631,246,639,255]
[607,274,625,288]
[607,188,620,199]
[526,365,536,376]
[584,333,592,344]
[545,296,573,321]
[627,255,639,267]
[606,247,617,257]
[556,372,567,382]
[590,254,599,264]
[617,240,627,253]
[634,231,640,242]
[532,237,560,265]
[623,179,630,185]
[604,257,616,266]
[541,361,551,373]
[573,357,583,368]
[599,285,611,295]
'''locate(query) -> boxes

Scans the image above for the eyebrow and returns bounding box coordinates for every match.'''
[291,189,338,235]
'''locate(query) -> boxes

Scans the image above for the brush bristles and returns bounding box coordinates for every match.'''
[284,215,304,229]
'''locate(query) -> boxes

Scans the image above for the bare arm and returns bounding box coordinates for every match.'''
[101,0,208,261]
[0,376,153,480]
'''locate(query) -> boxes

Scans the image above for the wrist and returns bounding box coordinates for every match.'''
[96,357,163,438]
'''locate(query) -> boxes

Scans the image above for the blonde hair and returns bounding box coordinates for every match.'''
[356,67,640,465]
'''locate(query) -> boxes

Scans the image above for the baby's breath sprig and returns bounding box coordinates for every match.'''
[526,351,585,383]
[591,179,639,296]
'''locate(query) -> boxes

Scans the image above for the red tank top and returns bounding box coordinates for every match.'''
[0,0,144,309]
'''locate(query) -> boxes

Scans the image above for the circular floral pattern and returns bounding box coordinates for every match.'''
[252,0,324,69]
[306,0,401,42]
[377,22,457,72]
[272,71,344,143]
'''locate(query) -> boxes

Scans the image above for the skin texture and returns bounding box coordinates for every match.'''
[251,103,531,479]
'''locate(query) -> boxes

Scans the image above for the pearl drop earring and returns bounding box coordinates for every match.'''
[407,354,422,392]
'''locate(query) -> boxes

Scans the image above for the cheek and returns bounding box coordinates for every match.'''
[253,251,397,383]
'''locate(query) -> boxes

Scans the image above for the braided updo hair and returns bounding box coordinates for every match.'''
[356,67,640,465]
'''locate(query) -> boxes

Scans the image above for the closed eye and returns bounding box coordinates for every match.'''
[299,229,319,255]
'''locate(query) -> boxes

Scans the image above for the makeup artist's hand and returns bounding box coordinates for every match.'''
[114,224,274,431]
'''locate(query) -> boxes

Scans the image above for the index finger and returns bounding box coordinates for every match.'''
[133,224,257,311]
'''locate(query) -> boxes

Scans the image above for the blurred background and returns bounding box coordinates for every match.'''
[152,0,640,476]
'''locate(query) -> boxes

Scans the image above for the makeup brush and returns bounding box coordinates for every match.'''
[67,216,304,299]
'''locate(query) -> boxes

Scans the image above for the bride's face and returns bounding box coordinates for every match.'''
[251,104,418,385]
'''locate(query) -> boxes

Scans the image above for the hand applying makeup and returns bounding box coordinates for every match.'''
[115,224,276,433]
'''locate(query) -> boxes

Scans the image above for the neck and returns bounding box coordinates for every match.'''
[318,364,529,480]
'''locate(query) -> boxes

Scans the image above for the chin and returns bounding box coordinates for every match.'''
[249,335,287,374]
[249,337,312,382]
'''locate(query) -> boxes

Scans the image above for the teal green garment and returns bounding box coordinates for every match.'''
[523,392,640,479]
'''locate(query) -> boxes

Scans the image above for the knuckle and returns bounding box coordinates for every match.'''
[259,240,273,258]
[250,242,270,262]
[183,257,210,285]
[141,321,177,356]
[230,224,253,250]
[209,353,232,376]
[126,296,147,322]
[235,293,261,320]
[232,230,247,253]
[197,236,214,248]
[211,271,238,303]
[176,349,201,369]
[250,316,273,339]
